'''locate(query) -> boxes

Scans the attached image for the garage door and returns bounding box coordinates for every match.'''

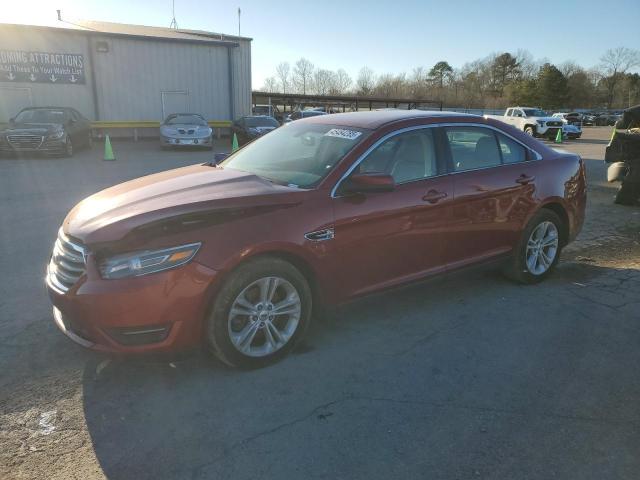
[0,87,33,122]
[161,91,189,119]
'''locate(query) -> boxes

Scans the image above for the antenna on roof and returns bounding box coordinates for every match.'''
[169,0,178,29]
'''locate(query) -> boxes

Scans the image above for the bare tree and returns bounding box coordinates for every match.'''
[333,69,352,94]
[293,58,314,94]
[275,62,290,94]
[262,76,278,93]
[356,66,375,95]
[600,47,640,108]
[313,69,334,95]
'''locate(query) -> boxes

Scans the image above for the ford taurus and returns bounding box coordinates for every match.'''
[46,110,586,368]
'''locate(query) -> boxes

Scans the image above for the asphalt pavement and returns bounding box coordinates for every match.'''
[1,129,639,480]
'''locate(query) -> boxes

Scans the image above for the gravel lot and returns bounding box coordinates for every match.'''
[1,128,639,480]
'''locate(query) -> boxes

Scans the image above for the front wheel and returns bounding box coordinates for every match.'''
[524,126,535,137]
[206,257,312,368]
[63,137,73,157]
[504,209,563,284]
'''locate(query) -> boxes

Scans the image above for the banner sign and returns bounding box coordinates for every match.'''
[0,50,86,84]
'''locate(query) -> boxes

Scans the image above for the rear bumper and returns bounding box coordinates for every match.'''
[47,260,219,354]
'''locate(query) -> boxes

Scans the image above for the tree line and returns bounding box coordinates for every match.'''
[261,47,640,110]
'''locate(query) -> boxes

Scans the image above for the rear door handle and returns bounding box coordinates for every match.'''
[422,190,448,203]
[516,175,535,185]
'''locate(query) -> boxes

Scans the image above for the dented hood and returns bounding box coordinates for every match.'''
[63,164,301,244]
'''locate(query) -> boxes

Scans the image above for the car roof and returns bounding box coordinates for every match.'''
[302,109,476,129]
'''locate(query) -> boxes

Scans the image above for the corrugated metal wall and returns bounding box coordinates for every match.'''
[0,25,252,123]
[0,26,95,122]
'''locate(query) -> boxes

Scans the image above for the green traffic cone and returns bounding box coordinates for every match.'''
[555,128,563,144]
[231,133,239,153]
[103,135,116,161]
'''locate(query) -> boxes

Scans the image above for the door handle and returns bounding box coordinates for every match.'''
[516,175,535,185]
[422,190,448,203]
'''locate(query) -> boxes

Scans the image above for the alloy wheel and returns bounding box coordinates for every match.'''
[525,221,559,275]
[227,276,301,357]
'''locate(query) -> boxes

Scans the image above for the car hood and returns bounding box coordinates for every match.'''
[161,123,208,130]
[64,164,302,245]
[1,123,62,135]
[527,116,561,123]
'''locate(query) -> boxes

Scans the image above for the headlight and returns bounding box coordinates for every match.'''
[197,127,212,136]
[47,130,65,140]
[99,243,201,279]
[161,128,178,136]
[536,120,546,126]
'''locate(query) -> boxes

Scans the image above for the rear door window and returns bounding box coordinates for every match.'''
[444,127,501,172]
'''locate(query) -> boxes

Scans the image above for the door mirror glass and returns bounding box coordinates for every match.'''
[346,173,395,193]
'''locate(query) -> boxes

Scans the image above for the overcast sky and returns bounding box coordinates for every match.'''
[2,0,639,88]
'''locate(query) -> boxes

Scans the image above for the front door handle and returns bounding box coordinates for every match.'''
[516,175,535,185]
[422,190,448,203]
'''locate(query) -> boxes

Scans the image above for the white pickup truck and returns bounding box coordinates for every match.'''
[485,107,564,138]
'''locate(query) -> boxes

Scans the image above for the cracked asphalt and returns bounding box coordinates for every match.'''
[1,128,639,480]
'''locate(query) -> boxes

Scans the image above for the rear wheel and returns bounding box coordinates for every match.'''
[206,257,312,368]
[504,209,563,284]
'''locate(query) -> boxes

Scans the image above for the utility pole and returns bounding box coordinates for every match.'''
[238,7,241,37]
[169,0,178,29]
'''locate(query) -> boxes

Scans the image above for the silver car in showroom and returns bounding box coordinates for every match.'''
[160,113,213,150]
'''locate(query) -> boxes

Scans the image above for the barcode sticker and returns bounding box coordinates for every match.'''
[324,128,362,140]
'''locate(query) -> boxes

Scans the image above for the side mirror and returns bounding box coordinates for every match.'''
[345,173,395,193]
[9,117,15,126]
[68,118,76,125]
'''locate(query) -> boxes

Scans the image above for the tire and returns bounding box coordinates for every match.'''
[206,257,313,368]
[524,126,535,137]
[504,209,563,284]
[63,137,73,157]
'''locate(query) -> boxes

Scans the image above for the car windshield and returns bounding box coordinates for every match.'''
[14,109,66,124]
[245,117,279,128]
[523,108,547,117]
[165,115,206,126]
[221,122,368,188]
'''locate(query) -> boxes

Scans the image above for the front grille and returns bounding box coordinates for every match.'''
[7,134,44,149]
[178,129,195,135]
[47,228,86,293]
[547,121,562,127]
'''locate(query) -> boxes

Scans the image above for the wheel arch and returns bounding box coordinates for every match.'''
[214,247,326,313]
[539,202,570,246]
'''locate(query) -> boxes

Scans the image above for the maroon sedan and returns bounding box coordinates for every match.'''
[47,110,586,368]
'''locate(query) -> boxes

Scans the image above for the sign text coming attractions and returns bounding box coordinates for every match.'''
[0,50,86,84]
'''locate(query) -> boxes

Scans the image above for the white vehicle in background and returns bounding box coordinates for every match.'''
[485,107,564,138]
[552,113,582,139]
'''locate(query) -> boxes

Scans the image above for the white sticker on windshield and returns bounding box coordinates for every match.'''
[324,128,362,140]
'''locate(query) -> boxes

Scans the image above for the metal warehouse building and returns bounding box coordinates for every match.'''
[0,20,252,126]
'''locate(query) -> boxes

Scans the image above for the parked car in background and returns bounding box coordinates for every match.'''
[581,113,596,126]
[253,104,278,118]
[160,113,213,150]
[595,112,623,126]
[232,115,280,146]
[552,113,582,139]
[0,107,92,157]
[485,107,564,138]
[46,110,586,368]
[283,109,328,123]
